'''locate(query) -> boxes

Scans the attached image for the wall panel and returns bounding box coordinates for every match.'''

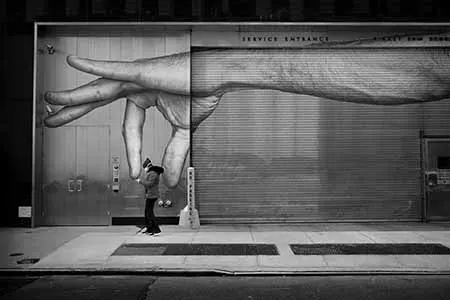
[36,27,190,222]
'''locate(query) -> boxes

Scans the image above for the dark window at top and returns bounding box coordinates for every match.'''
[142,0,158,19]
[48,0,67,18]
[78,0,90,19]
[174,0,192,17]
[400,0,418,17]
[229,0,256,18]
[369,0,388,17]
[432,0,450,17]
[91,0,108,15]
[88,0,130,19]
[271,0,290,20]
[304,0,320,18]
[107,0,125,17]
[204,0,223,18]
[6,0,26,21]
[335,0,353,16]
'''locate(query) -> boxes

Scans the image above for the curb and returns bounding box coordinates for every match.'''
[1,268,450,276]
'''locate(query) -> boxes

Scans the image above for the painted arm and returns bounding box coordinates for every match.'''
[65,48,450,103]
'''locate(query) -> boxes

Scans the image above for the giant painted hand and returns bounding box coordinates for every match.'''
[44,47,450,186]
[45,53,220,187]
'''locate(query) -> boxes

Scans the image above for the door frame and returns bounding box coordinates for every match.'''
[422,136,450,222]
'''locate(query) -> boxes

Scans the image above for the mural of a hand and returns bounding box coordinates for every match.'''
[44,47,450,187]
[45,58,220,187]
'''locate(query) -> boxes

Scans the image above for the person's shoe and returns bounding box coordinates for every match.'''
[139,227,149,234]
[149,228,160,235]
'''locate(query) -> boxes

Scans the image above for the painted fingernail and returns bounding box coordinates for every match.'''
[44,92,53,101]
[46,105,53,114]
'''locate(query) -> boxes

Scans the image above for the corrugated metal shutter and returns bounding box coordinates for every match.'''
[424,100,450,136]
[191,48,422,223]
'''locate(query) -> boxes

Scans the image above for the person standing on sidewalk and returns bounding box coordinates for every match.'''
[136,158,164,235]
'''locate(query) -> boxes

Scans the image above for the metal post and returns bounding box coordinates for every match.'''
[179,167,200,228]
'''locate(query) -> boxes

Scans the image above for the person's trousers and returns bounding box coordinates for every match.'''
[145,197,161,233]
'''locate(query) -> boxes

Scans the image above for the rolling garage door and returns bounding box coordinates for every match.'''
[191,48,422,223]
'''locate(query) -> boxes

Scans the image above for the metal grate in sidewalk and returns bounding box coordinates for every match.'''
[290,243,450,255]
[112,243,279,256]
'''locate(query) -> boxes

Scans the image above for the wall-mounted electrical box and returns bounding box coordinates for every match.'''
[112,156,120,192]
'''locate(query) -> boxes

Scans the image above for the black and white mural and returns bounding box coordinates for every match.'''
[38,25,450,223]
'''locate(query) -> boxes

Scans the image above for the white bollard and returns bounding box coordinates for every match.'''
[179,167,200,229]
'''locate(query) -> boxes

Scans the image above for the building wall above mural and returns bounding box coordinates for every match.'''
[2,0,450,24]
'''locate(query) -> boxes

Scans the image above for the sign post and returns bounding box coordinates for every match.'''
[179,167,200,229]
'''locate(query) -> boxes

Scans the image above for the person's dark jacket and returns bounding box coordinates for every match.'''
[139,170,160,199]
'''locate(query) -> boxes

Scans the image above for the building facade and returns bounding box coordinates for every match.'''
[32,23,450,226]
[3,0,450,226]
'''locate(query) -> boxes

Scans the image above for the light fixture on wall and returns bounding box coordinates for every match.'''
[46,44,55,55]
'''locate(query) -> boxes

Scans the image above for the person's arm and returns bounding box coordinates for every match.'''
[137,171,157,187]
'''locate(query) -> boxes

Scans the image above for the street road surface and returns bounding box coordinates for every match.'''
[1,275,450,299]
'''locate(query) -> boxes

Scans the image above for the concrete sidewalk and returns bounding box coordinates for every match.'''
[1,223,450,275]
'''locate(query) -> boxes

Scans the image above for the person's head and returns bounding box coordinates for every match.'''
[145,163,153,173]
[143,158,152,172]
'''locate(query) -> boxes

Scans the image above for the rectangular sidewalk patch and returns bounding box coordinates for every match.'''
[112,243,279,256]
[290,243,450,255]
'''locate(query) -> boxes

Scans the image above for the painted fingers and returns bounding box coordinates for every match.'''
[44,98,114,127]
[44,78,146,127]
[122,94,192,186]
[122,99,146,179]
[67,56,143,86]
[45,78,145,106]
[67,53,191,96]
[161,128,190,188]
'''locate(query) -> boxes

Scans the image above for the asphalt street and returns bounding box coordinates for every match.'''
[1,275,450,300]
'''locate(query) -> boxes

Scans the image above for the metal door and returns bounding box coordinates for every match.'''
[42,127,77,225]
[424,138,450,221]
[42,126,110,225]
